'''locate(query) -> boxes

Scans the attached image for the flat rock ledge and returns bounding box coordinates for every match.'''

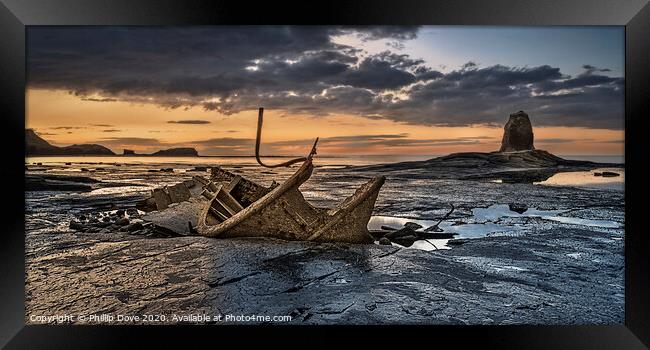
[26,227,623,325]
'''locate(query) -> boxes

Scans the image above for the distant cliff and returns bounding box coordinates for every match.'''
[149,147,199,157]
[26,130,200,157]
[26,129,115,156]
[123,147,199,157]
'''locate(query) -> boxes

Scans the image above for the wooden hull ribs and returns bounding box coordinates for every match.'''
[195,107,386,244]
[196,159,385,244]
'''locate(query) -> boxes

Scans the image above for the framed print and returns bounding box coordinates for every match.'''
[1,0,649,348]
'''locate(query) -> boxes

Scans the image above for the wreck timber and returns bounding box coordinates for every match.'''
[196,159,385,244]
[194,107,385,244]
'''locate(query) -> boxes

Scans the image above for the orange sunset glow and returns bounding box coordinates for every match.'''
[26,26,624,157]
[27,89,623,156]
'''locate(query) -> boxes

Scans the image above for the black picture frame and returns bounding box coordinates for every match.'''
[1,0,648,348]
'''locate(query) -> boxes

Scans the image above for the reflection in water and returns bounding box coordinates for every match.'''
[369,203,623,250]
[535,168,624,191]
[26,155,438,167]
[368,215,521,250]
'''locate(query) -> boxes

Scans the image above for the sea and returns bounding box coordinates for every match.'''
[25,153,625,250]
[25,154,624,167]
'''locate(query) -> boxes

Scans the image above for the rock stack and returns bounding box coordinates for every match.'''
[499,111,534,152]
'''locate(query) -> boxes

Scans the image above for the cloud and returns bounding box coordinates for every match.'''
[167,120,211,124]
[337,54,420,90]
[258,134,495,151]
[582,64,612,73]
[81,97,117,102]
[50,126,85,130]
[190,137,257,155]
[184,133,496,156]
[86,132,497,156]
[341,26,419,41]
[385,64,623,128]
[101,129,121,133]
[33,131,57,136]
[536,138,594,144]
[193,137,252,147]
[592,139,624,144]
[27,26,623,129]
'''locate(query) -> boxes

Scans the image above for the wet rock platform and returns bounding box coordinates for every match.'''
[26,224,623,325]
[24,160,624,325]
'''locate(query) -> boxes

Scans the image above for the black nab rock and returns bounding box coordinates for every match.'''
[499,111,534,152]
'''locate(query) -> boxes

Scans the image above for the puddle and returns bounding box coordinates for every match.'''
[472,204,623,228]
[535,168,624,191]
[369,203,623,250]
[407,239,450,251]
[440,222,520,237]
[368,216,438,231]
[368,215,520,250]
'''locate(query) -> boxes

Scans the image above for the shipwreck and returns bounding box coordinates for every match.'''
[140,108,386,244]
[196,108,385,243]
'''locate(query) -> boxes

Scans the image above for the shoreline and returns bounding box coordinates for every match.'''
[25,152,625,163]
[25,158,624,324]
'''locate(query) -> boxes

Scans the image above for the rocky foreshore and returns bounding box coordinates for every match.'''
[25,225,623,325]
[344,111,622,183]
[24,110,625,325]
[345,149,622,182]
[25,158,624,325]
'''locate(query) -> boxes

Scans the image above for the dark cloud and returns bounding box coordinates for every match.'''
[167,120,211,124]
[338,55,418,90]
[50,126,85,130]
[342,26,420,41]
[90,124,113,127]
[582,64,612,73]
[28,26,623,129]
[34,131,57,136]
[101,129,121,133]
[535,68,622,92]
[383,64,623,128]
[443,64,564,89]
[592,139,624,144]
[416,69,444,81]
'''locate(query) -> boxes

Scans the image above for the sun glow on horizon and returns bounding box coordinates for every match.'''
[27,89,624,157]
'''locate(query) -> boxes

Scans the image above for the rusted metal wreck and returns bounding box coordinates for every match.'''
[194,108,385,244]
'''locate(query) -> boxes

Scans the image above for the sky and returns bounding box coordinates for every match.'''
[26,26,624,156]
